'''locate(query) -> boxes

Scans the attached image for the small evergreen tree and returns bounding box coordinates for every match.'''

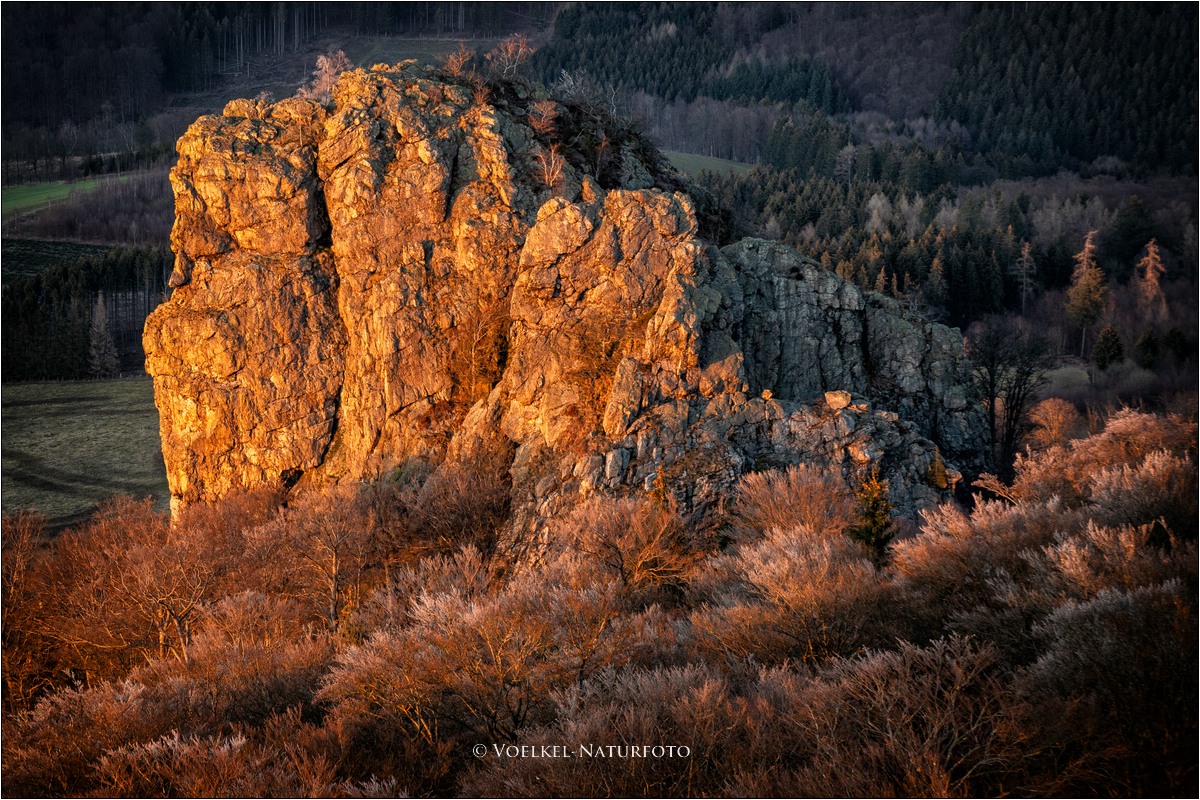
[1091,324,1124,371]
[850,469,894,560]
[1133,331,1160,370]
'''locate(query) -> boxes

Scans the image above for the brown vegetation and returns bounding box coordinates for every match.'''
[2,408,1196,798]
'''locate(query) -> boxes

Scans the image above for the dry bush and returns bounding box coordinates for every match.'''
[1086,449,1197,535]
[129,596,335,731]
[471,80,491,106]
[397,449,513,559]
[1024,521,1197,605]
[555,496,700,607]
[298,50,352,105]
[317,591,557,790]
[528,99,559,137]
[779,636,1019,798]
[1,681,158,796]
[175,486,286,541]
[730,463,858,542]
[91,705,396,798]
[2,510,54,714]
[1026,397,1087,451]
[7,488,288,696]
[4,597,333,797]
[354,544,493,633]
[322,579,602,743]
[461,664,745,798]
[32,496,228,681]
[533,143,566,189]
[96,731,300,798]
[691,524,895,666]
[438,42,476,79]
[1015,582,1198,796]
[996,409,1197,507]
[891,499,1091,645]
[319,545,678,794]
[245,487,379,635]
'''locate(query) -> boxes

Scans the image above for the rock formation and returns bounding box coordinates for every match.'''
[145,62,986,532]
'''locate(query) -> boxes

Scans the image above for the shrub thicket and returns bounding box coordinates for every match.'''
[2,409,1196,797]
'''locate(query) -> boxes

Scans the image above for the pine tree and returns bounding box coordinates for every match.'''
[1066,230,1107,357]
[850,468,894,561]
[1135,238,1168,326]
[89,292,120,379]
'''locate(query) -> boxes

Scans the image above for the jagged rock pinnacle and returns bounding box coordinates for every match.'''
[145,62,986,531]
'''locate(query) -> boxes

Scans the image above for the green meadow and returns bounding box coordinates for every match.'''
[664,150,754,178]
[1,377,168,529]
[1,178,111,222]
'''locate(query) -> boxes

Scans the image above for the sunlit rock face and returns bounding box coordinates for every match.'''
[145,62,985,527]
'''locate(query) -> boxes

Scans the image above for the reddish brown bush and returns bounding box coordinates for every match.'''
[555,496,700,607]
[691,523,894,666]
[730,463,859,542]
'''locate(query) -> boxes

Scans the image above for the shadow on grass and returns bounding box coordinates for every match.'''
[1,377,169,530]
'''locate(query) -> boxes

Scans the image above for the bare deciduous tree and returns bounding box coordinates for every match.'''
[484,34,534,80]
[967,315,1053,481]
[534,143,566,190]
[298,50,352,105]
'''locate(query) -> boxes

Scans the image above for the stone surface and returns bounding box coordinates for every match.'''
[146,63,987,532]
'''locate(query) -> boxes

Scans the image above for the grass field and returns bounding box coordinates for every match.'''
[664,150,755,178]
[1,178,113,222]
[1043,364,1093,396]
[1,377,168,530]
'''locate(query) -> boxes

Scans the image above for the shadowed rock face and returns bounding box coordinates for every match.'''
[145,62,986,528]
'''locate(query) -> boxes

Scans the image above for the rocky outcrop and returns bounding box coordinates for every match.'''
[145,62,986,529]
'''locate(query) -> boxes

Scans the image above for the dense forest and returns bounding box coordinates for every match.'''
[0,2,557,182]
[1,244,170,380]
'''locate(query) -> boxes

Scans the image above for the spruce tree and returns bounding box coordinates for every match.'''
[1092,324,1125,371]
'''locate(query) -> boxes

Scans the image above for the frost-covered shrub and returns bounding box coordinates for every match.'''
[778,636,1018,798]
[1016,582,1198,796]
[730,463,858,542]
[1087,450,1197,535]
[691,524,894,666]
[1000,409,1196,507]
[555,496,701,607]
[461,664,745,798]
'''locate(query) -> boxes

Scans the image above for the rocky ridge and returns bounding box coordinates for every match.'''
[144,62,986,535]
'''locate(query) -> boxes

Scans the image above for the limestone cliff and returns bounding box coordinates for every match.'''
[145,62,986,529]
